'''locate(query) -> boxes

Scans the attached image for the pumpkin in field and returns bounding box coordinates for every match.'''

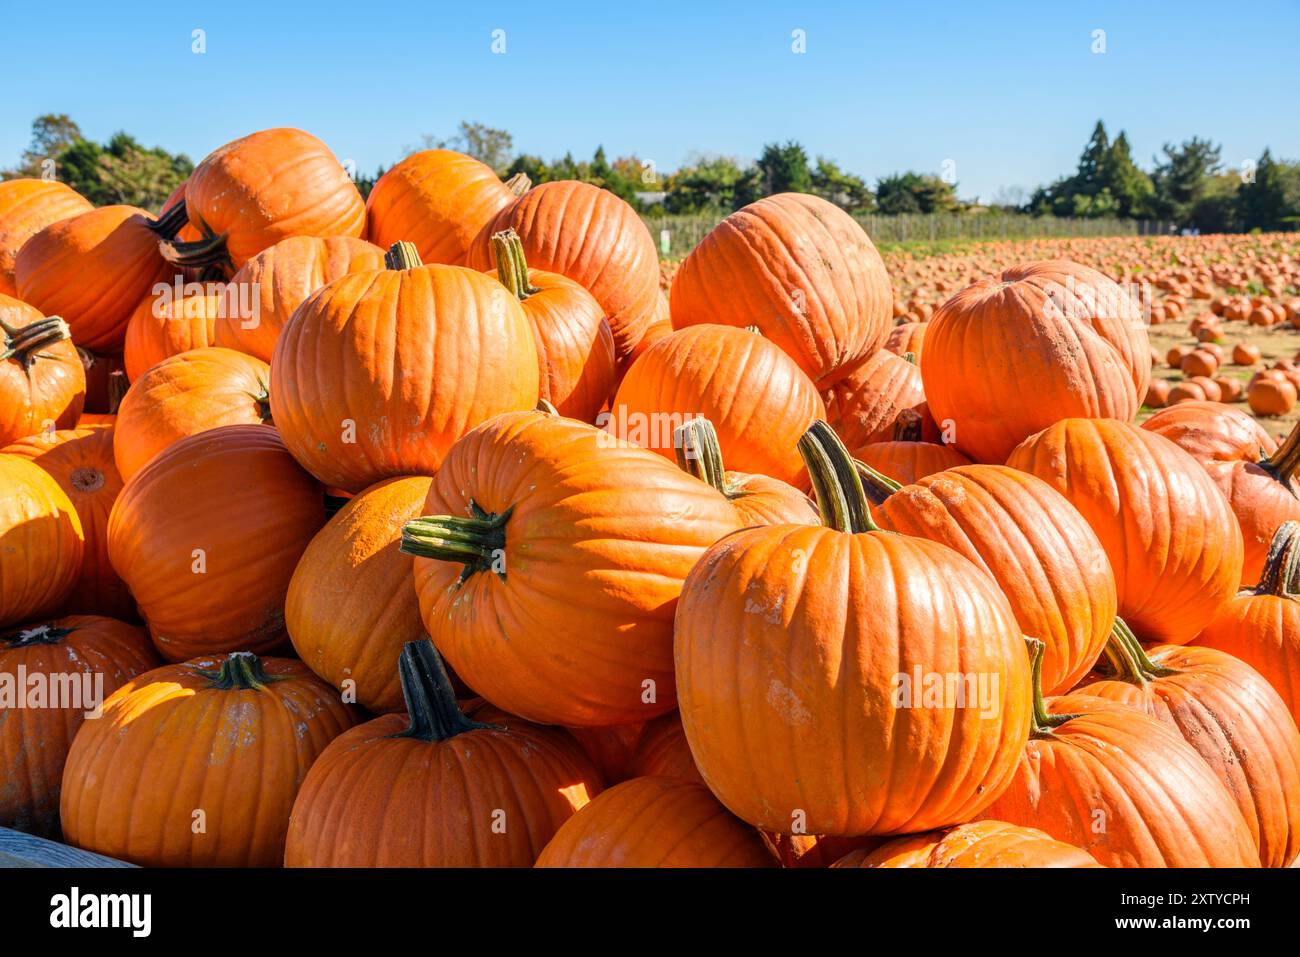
[123,285,225,381]
[868,463,1117,695]
[884,321,925,361]
[401,410,739,726]
[922,261,1150,463]
[534,777,774,868]
[672,417,819,526]
[977,640,1259,868]
[366,149,523,267]
[613,324,825,485]
[822,349,928,451]
[215,235,386,362]
[833,820,1101,868]
[1141,399,1278,463]
[0,616,159,836]
[15,204,174,352]
[285,640,602,867]
[271,242,539,492]
[0,179,93,297]
[626,711,705,786]
[286,475,433,714]
[670,193,892,388]
[0,294,85,445]
[61,651,357,866]
[488,228,616,423]
[1006,419,1243,645]
[160,128,366,275]
[112,346,271,481]
[0,454,83,628]
[674,422,1031,835]
[107,424,324,661]
[855,408,971,485]
[1083,620,1300,868]
[465,180,660,362]
[2,426,132,619]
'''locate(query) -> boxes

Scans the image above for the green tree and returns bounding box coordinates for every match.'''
[1100,131,1155,217]
[756,141,812,195]
[875,172,957,214]
[1236,149,1300,232]
[3,114,84,180]
[588,145,640,206]
[1075,120,1111,196]
[810,157,874,211]
[423,122,514,174]
[664,155,750,213]
[1151,137,1222,224]
[505,154,553,184]
[1188,172,1241,232]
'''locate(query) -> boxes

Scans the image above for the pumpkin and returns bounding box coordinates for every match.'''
[123,285,225,381]
[0,454,83,628]
[0,294,85,445]
[1006,419,1243,645]
[107,424,324,661]
[270,242,539,492]
[673,422,1031,835]
[822,349,928,451]
[922,260,1150,463]
[1083,620,1300,868]
[15,204,173,352]
[285,640,602,867]
[883,321,926,361]
[565,723,647,785]
[488,228,616,423]
[112,346,271,481]
[669,193,892,388]
[401,410,740,726]
[466,180,660,361]
[833,820,1101,868]
[286,475,433,713]
[1249,376,1297,416]
[977,640,1260,868]
[0,179,92,297]
[160,128,366,275]
[215,235,386,362]
[60,651,357,866]
[2,426,133,619]
[626,711,705,786]
[0,616,159,836]
[672,417,819,526]
[855,408,971,484]
[1141,399,1278,463]
[365,149,522,267]
[534,777,775,868]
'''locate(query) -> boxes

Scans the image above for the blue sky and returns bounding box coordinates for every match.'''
[5,0,1298,203]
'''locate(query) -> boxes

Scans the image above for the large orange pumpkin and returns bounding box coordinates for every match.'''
[0,180,93,297]
[822,349,928,451]
[833,820,1101,868]
[855,408,971,485]
[107,424,324,661]
[0,454,82,628]
[1141,399,1278,463]
[270,242,539,492]
[670,193,892,389]
[1006,419,1243,645]
[674,422,1031,836]
[626,711,705,786]
[0,294,84,445]
[123,285,224,381]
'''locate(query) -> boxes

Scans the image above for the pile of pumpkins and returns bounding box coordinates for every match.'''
[2,127,1300,869]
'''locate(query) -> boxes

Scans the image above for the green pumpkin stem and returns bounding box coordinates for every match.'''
[1101,618,1179,684]
[798,420,878,533]
[198,652,280,690]
[0,623,75,647]
[394,640,496,742]
[853,458,902,507]
[158,213,232,273]
[1255,520,1300,596]
[504,172,531,196]
[1262,424,1300,486]
[674,418,728,493]
[535,398,559,415]
[902,351,917,365]
[1026,638,1075,738]
[147,198,190,240]
[400,501,512,581]
[491,229,539,299]
[384,241,423,271]
[245,376,273,424]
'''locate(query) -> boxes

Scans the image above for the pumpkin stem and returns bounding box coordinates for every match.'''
[400,500,513,582]
[393,639,497,742]
[853,458,902,507]
[674,418,728,493]
[892,408,924,443]
[1100,618,1179,684]
[1256,520,1300,596]
[1,317,73,366]
[798,421,879,533]
[245,376,273,424]
[197,651,281,690]
[535,398,559,415]
[1261,423,1300,487]
[147,198,189,240]
[158,214,233,273]
[902,352,917,365]
[384,241,424,271]
[491,229,539,300]
[1026,638,1076,737]
[0,622,76,647]
[504,172,531,196]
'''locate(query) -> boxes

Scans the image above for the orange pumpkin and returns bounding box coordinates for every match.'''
[855,408,971,485]
[834,820,1101,868]
[626,711,705,786]
[0,179,92,297]
[0,294,85,445]
[822,349,928,451]
[0,454,83,628]
[123,285,225,381]
[1141,399,1278,463]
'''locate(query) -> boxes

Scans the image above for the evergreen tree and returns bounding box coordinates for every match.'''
[756,141,812,195]
[1100,131,1155,217]
[1151,137,1222,223]
[811,157,874,211]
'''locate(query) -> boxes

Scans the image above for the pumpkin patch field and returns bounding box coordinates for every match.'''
[5,126,1300,875]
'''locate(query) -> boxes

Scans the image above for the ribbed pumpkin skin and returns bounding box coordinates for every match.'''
[113,346,270,481]
[366,149,515,266]
[1197,598,1300,740]
[411,412,740,726]
[0,616,159,837]
[123,290,222,382]
[884,321,926,361]
[286,476,433,713]
[0,294,85,445]
[1006,420,1243,645]
[922,261,1151,463]
[15,205,172,352]
[1083,643,1300,868]
[182,128,366,271]
[822,349,926,451]
[670,193,892,389]
[720,472,820,526]
[107,425,324,661]
[627,712,705,786]
[466,181,660,361]
[2,427,133,619]
[1203,459,1300,588]
[875,465,1117,695]
[0,454,83,627]
[612,325,826,485]
[61,654,357,867]
[675,525,1032,836]
[216,235,386,362]
[978,694,1260,868]
[535,777,775,868]
[0,179,92,297]
[858,439,971,485]
[285,705,603,867]
[1142,400,1278,463]
[270,263,539,493]
[835,821,1101,868]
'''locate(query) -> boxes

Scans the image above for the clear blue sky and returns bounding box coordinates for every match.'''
[6,0,1298,203]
